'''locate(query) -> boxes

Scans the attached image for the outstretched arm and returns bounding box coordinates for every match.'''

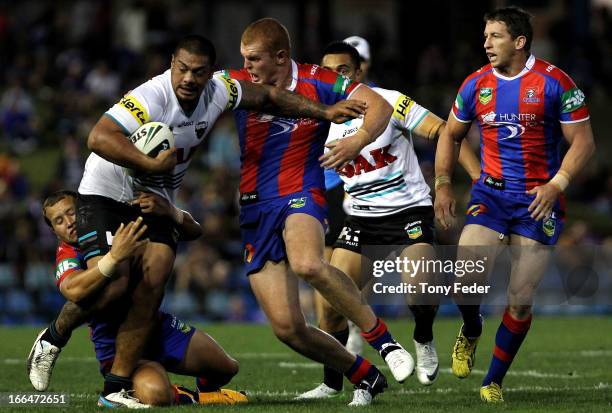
[237,81,367,124]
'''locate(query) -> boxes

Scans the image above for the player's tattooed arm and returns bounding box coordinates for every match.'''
[236,81,367,123]
[88,116,177,173]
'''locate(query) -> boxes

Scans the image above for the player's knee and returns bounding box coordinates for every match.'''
[290,258,325,283]
[271,319,308,345]
[507,305,532,320]
[134,379,173,406]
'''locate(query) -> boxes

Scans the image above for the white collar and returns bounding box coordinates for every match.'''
[287,60,298,91]
[492,54,535,81]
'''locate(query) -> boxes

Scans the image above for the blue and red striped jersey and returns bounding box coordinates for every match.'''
[452,55,589,192]
[225,61,359,201]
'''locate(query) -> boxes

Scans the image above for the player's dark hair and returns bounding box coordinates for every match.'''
[174,35,217,65]
[43,190,77,227]
[484,7,533,52]
[322,41,361,71]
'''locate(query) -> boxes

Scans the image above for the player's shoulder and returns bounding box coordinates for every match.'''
[56,241,80,260]
[218,68,251,81]
[371,86,403,104]
[531,57,576,87]
[460,64,494,89]
[299,63,337,83]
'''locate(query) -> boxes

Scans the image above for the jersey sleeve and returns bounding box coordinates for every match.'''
[382,89,429,132]
[313,66,361,105]
[105,78,166,135]
[555,71,589,123]
[451,77,476,123]
[55,245,84,288]
[211,71,243,111]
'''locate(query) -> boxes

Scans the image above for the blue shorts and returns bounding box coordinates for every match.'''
[465,180,565,245]
[239,189,328,275]
[97,311,196,376]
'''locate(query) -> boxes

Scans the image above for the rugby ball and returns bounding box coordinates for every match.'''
[128,122,175,157]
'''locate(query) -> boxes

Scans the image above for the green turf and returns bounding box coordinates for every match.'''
[2,317,611,412]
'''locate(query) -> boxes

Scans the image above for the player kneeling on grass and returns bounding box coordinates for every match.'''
[28,190,247,407]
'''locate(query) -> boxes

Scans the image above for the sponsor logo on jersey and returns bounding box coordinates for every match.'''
[543,217,556,237]
[467,203,487,217]
[480,111,527,139]
[523,87,540,104]
[393,94,414,122]
[195,120,209,139]
[332,75,352,94]
[219,76,239,109]
[478,88,493,105]
[119,95,148,125]
[55,258,80,280]
[289,197,307,209]
[339,144,398,178]
[561,87,585,113]
[244,243,255,263]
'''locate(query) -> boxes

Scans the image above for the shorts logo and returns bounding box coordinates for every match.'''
[523,87,540,104]
[171,316,192,334]
[467,204,487,216]
[543,217,556,237]
[339,226,360,247]
[289,197,307,209]
[119,95,148,125]
[479,88,493,105]
[407,226,422,240]
[244,243,255,263]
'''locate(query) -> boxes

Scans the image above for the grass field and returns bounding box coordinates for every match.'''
[1,317,611,412]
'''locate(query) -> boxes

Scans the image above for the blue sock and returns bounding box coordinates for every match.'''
[483,309,532,386]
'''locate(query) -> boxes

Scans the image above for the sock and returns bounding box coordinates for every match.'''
[344,355,377,385]
[172,385,197,405]
[458,305,482,338]
[360,318,395,352]
[482,309,532,387]
[41,320,70,348]
[410,305,438,344]
[323,327,349,391]
[103,374,132,396]
[196,377,219,393]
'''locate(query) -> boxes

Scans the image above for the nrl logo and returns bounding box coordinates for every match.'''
[479,88,493,104]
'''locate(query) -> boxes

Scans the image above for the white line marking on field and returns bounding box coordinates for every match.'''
[278,363,581,379]
[530,350,612,358]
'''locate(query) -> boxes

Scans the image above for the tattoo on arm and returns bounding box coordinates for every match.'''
[238,81,328,120]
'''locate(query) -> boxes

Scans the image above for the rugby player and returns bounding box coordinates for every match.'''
[434,7,595,402]
[298,41,480,399]
[32,190,246,407]
[223,18,417,406]
[28,35,367,408]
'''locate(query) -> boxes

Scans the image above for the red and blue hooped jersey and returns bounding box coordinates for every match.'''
[225,61,360,202]
[452,55,589,192]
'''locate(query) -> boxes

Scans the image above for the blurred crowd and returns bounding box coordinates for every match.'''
[0,0,610,324]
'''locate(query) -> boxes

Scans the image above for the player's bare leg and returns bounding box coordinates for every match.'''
[284,213,413,383]
[104,243,174,398]
[452,224,505,378]
[481,234,550,402]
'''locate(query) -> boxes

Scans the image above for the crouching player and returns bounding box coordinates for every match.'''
[31,190,246,407]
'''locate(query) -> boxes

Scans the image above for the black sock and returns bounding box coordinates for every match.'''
[458,305,482,338]
[410,305,438,344]
[103,374,132,396]
[323,327,349,391]
[41,320,70,348]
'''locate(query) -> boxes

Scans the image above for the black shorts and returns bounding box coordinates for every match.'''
[334,206,435,254]
[324,184,347,247]
[76,194,179,263]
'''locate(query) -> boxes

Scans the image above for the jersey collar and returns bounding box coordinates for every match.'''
[492,54,535,81]
[287,60,298,91]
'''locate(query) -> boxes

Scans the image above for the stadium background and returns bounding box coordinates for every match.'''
[0,0,611,326]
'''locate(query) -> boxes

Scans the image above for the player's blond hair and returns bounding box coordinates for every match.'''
[241,18,291,56]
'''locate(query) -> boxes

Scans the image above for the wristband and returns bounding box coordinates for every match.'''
[434,175,451,190]
[172,206,185,225]
[549,170,571,192]
[97,253,118,279]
